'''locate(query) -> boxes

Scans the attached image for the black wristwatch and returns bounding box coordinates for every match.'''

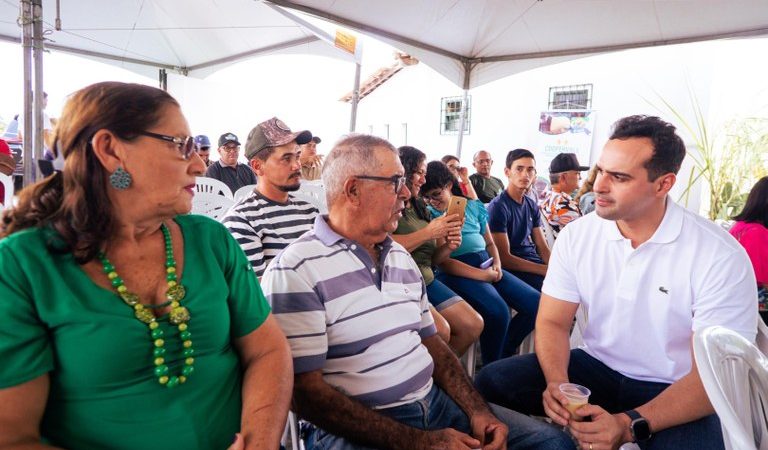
[623,409,652,442]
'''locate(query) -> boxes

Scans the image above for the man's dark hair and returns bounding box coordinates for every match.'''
[505,148,535,169]
[398,146,430,221]
[441,154,459,165]
[609,115,686,181]
[422,161,457,196]
[732,176,768,227]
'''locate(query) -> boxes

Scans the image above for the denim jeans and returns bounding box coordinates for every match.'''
[306,384,575,450]
[435,250,541,364]
[474,349,725,450]
[508,270,544,292]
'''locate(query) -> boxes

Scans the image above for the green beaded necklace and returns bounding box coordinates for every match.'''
[98,223,195,388]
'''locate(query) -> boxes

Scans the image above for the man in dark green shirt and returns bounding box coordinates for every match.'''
[469,150,504,203]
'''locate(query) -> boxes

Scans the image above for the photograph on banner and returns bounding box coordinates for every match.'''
[536,110,595,177]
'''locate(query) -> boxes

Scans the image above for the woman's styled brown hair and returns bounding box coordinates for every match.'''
[1,82,179,263]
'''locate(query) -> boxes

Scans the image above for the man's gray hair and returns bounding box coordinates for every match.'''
[322,134,397,206]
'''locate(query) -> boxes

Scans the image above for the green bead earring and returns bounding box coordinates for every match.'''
[110,166,132,190]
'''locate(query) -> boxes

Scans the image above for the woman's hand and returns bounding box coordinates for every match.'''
[482,267,499,283]
[491,261,503,282]
[227,433,244,450]
[458,166,470,182]
[426,214,463,240]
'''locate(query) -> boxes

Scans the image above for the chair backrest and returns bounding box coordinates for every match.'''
[693,325,768,450]
[191,192,234,221]
[539,210,556,248]
[757,319,768,356]
[569,305,589,349]
[195,176,233,199]
[233,184,257,203]
[294,180,328,214]
[0,173,13,207]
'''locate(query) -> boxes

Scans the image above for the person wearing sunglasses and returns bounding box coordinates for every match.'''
[204,132,258,194]
[0,82,292,450]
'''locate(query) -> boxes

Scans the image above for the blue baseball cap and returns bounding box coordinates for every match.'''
[194,135,211,149]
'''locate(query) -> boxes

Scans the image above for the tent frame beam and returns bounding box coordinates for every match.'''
[0,33,321,76]
[266,1,768,69]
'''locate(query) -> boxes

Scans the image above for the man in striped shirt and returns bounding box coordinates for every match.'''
[222,117,317,277]
[262,135,573,450]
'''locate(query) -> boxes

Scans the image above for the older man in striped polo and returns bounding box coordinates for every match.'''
[261,135,573,450]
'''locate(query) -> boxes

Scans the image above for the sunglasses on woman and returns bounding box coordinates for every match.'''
[138,131,196,160]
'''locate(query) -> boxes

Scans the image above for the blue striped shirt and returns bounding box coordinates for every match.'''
[262,215,437,408]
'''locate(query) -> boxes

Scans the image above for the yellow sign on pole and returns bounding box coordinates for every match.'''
[334,29,357,55]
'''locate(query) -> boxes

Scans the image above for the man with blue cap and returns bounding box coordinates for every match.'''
[194,135,212,167]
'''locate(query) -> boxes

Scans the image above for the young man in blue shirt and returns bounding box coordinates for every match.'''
[488,149,550,290]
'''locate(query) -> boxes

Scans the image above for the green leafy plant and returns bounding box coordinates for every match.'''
[648,87,768,220]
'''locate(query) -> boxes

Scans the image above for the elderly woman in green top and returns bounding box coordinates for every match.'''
[0,82,292,450]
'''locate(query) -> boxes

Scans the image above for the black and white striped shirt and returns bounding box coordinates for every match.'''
[222,191,318,277]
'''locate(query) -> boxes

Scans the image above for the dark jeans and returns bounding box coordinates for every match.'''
[306,384,574,450]
[435,250,540,364]
[509,270,544,291]
[475,350,725,450]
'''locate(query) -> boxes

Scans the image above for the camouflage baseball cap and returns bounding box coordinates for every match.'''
[245,117,312,159]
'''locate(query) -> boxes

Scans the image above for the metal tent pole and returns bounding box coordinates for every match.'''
[455,61,472,159]
[33,0,44,171]
[20,0,33,187]
[349,62,361,133]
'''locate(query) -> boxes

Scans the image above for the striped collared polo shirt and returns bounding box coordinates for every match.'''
[262,215,437,409]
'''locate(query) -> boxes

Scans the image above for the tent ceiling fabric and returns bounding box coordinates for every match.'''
[269,0,768,88]
[0,0,355,79]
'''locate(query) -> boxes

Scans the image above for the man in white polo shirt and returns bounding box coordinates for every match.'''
[262,134,574,450]
[476,115,757,450]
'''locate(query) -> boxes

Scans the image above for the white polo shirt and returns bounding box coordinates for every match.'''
[542,198,758,383]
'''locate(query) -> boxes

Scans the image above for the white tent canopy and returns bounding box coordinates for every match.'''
[0,0,358,80]
[269,0,768,89]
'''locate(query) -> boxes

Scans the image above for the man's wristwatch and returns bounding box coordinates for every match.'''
[623,409,652,442]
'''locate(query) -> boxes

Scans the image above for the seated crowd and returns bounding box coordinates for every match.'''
[0,81,763,450]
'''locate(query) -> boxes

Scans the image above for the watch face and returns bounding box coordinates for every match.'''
[632,418,652,441]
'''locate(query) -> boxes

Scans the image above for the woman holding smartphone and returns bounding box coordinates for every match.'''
[422,160,541,364]
[392,146,483,357]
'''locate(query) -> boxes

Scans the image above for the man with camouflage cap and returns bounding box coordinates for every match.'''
[204,132,257,194]
[222,117,318,278]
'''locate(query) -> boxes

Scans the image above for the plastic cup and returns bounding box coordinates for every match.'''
[559,383,590,421]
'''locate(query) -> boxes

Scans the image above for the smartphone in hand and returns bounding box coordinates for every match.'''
[479,257,494,269]
[446,196,467,222]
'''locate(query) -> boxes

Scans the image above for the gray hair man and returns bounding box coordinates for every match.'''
[262,134,573,450]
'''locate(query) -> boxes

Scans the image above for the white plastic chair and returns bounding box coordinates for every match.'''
[757,319,768,356]
[233,184,256,203]
[570,305,589,349]
[0,173,13,207]
[693,325,768,450]
[294,180,328,214]
[195,176,233,199]
[461,341,479,379]
[539,210,556,248]
[281,411,304,450]
[191,192,234,221]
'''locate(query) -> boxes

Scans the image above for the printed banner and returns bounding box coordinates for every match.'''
[537,111,595,176]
